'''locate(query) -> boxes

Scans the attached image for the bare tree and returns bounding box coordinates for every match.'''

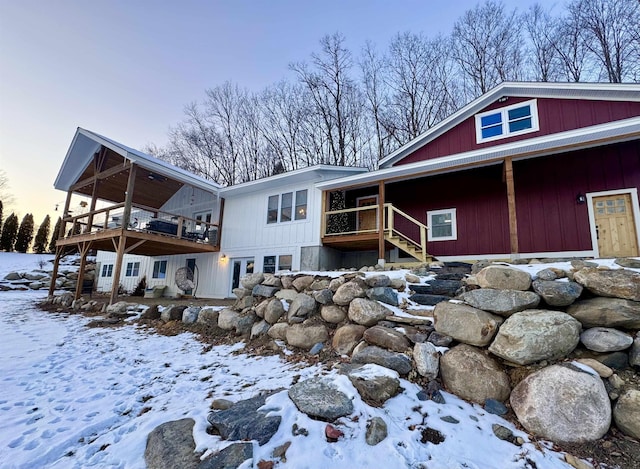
[570,0,640,82]
[552,2,592,81]
[360,41,390,160]
[452,0,524,98]
[0,169,14,207]
[524,3,561,81]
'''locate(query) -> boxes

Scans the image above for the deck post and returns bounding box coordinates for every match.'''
[109,235,126,305]
[216,197,225,248]
[74,241,92,300]
[504,157,519,256]
[320,191,328,238]
[60,190,72,238]
[47,246,64,297]
[378,181,385,263]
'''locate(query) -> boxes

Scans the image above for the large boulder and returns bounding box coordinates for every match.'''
[566,297,640,329]
[489,309,581,365]
[413,342,439,379]
[510,364,611,443]
[240,272,264,290]
[264,299,285,324]
[580,327,634,352]
[197,307,220,326]
[433,302,503,347]
[267,323,289,340]
[333,280,366,305]
[286,324,329,351]
[182,307,200,324]
[287,293,317,323]
[348,298,392,326]
[320,305,347,324]
[613,389,640,439]
[366,287,398,306]
[332,324,366,355]
[365,275,391,288]
[288,377,353,421]
[252,284,280,298]
[199,443,253,469]
[363,325,410,352]
[160,305,186,322]
[574,267,640,301]
[217,308,241,331]
[631,333,640,369]
[292,275,315,292]
[460,289,540,316]
[440,344,510,404]
[351,345,412,375]
[346,364,401,407]
[409,280,462,297]
[475,265,531,291]
[145,418,198,469]
[207,393,281,446]
[532,280,583,306]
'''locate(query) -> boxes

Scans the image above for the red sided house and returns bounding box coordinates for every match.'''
[317,82,640,264]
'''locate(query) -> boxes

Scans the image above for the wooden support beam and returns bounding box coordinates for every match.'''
[47,247,64,297]
[504,157,519,255]
[74,241,93,300]
[70,161,132,192]
[121,164,137,229]
[321,191,328,237]
[217,198,225,248]
[60,191,73,239]
[109,235,127,305]
[378,181,386,261]
[125,239,147,254]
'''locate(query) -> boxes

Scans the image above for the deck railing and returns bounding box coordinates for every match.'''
[61,203,219,246]
[384,204,428,257]
[323,205,379,236]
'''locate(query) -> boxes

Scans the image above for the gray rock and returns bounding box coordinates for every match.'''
[198,442,253,469]
[440,344,511,404]
[182,307,201,324]
[476,265,532,291]
[292,275,315,292]
[161,305,187,322]
[333,280,366,305]
[567,297,640,329]
[571,260,598,270]
[348,298,392,326]
[234,296,254,310]
[145,418,198,469]
[434,302,503,347]
[365,417,388,446]
[409,293,450,306]
[631,334,640,369]
[3,272,21,280]
[428,331,453,347]
[240,272,264,290]
[347,364,401,406]
[489,309,581,365]
[251,320,271,339]
[288,377,353,421]
[28,281,44,290]
[310,279,330,290]
[235,314,256,335]
[409,280,462,297]
[580,327,634,352]
[596,351,629,370]
[264,299,285,324]
[485,399,508,416]
[615,257,640,269]
[492,424,515,443]
[366,287,398,306]
[328,276,346,292]
[363,325,410,352]
[574,267,640,301]
[106,301,130,314]
[210,399,234,410]
[535,268,560,281]
[312,289,334,305]
[286,324,329,351]
[365,274,391,288]
[321,305,347,324]
[287,293,317,322]
[351,345,412,375]
[262,274,282,287]
[332,324,366,355]
[613,389,640,439]
[141,305,161,320]
[413,342,439,379]
[461,289,540,316]
[207,393,281,446]
[217,308,241,331]
[267,323,289,341]
[510,363,611,443]
[275,289,298,302]
[232,287,250,299]
[532,280,583,306]
[252,284,280,298]
[197,307,219,326]
[280,276,294,290]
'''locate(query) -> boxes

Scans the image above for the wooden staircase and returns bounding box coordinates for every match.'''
[384,204,431,263]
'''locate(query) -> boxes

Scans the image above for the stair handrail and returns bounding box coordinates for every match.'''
[384,204,429,262]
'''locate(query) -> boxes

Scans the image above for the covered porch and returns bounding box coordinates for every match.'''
[50,128,223,304]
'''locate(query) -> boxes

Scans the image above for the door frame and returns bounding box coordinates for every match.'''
[356,195,379,231]
[586,188,640,258]
[229,257,255,297]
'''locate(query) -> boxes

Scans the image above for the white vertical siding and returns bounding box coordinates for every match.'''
[95,252,151,294]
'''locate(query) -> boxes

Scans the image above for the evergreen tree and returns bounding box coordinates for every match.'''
[33,215,51,254]
[0,212,19,252]
[49,217,61,252]
[15,213,35,253]
[0,200,3,235]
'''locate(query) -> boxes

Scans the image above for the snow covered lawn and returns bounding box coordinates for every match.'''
[0,253,577,468]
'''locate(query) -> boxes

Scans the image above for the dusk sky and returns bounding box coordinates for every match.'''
[0,0,558,227]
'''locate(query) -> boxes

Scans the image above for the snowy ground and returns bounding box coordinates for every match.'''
[0,253,583,468]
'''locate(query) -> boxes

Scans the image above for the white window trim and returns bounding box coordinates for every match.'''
[152,259,168,279]
[475,99,539,144]
[427,208,457,242]
[266,189,309,226]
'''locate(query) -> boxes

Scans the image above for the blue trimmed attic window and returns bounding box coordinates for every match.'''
[475,99,539,143]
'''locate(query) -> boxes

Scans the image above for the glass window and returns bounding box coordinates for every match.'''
[475,99,539,143]
[427,208,457,241]
[152,260,167,279]
[278,255,292,271]
[125,262,140,277]
[101,264,113,278]
[263,256,276,274]
[280,192,293,222]
[267,195,279,224]
[295,190,307,220]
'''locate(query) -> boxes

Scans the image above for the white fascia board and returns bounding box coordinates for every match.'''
[54,129,101,191]
[316,116,640,191]
[379,81,640,168]
[219,165,367,197]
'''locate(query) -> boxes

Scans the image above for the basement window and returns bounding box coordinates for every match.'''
[125,262,140,277]
[101,264,113,278]
[152,260,167,279]
[427,208,457,241]
[475,99,539,143]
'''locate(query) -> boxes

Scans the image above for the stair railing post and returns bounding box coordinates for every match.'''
[420,226,427,262]
[387,205,394,237]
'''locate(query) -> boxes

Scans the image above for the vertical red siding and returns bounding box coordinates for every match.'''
[398,98,640,165]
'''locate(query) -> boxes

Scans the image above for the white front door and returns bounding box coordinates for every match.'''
[229,257,255,296]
